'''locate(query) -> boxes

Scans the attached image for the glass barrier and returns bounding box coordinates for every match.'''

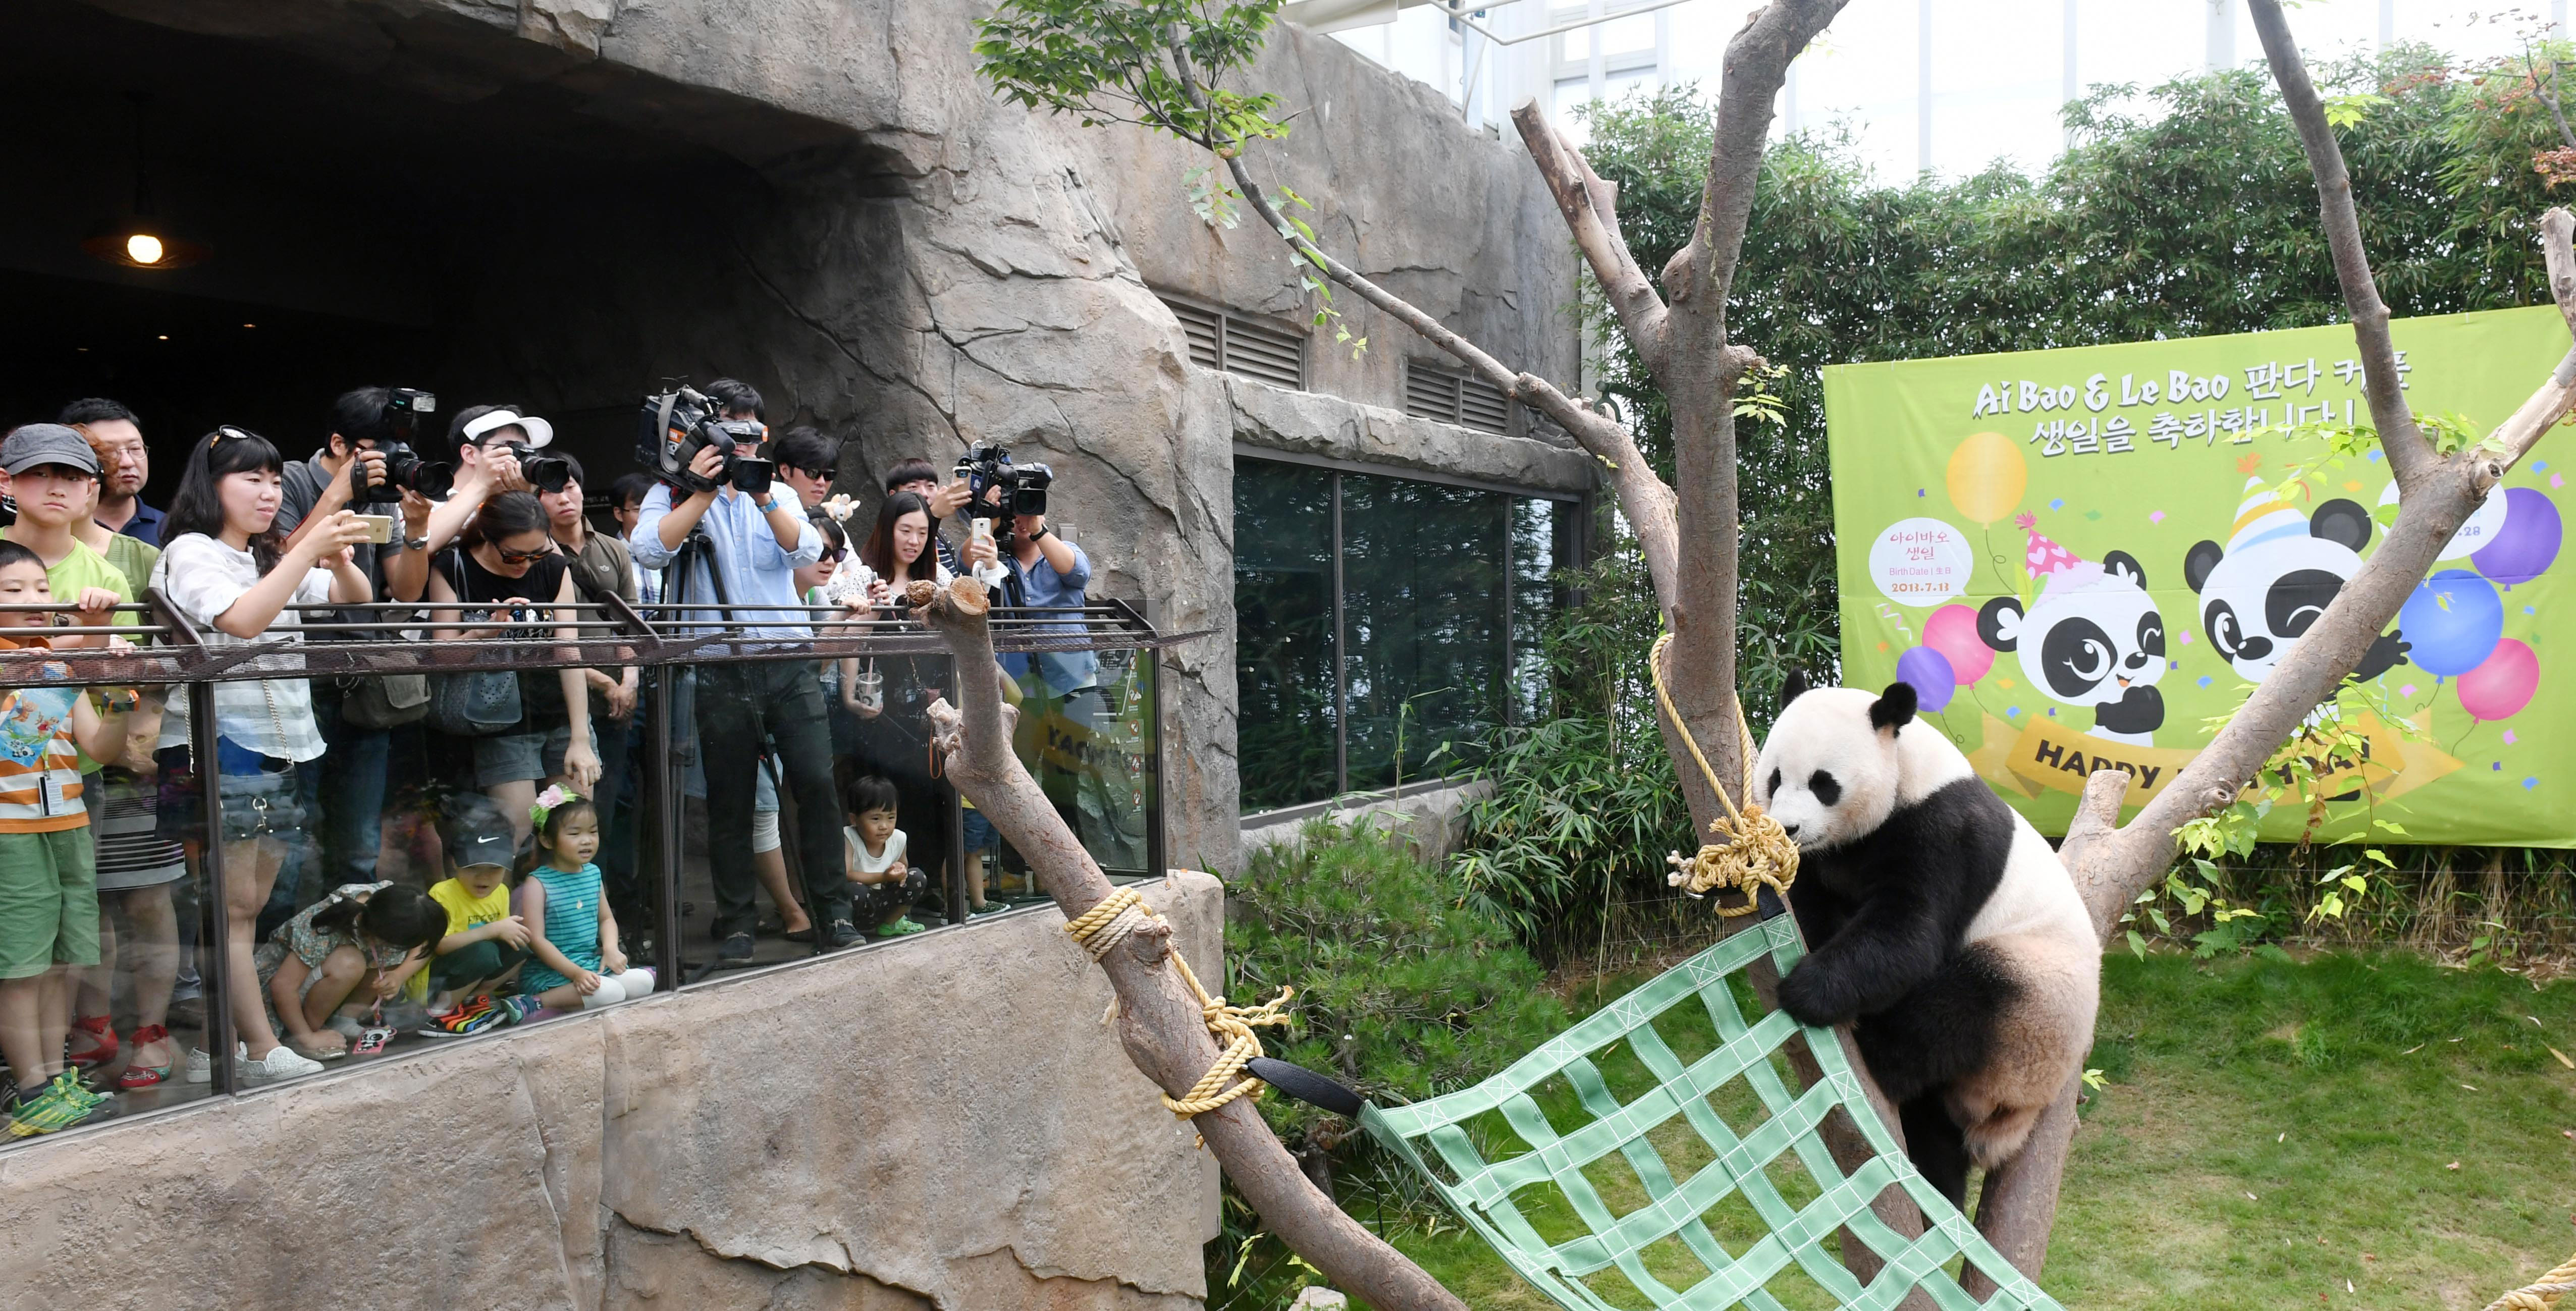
[0,584,1164,1141]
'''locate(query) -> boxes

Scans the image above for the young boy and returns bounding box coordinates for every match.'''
[410,798,541,1036]
[0,540,134,1134]
[844,775,927,939]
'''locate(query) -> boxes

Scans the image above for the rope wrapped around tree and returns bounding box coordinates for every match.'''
[1648,631,1799,914]
[1065,886,1294,1121]
[2487,1250,2576,1311]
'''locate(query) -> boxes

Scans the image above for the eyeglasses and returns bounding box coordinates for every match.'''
[495,544,555,565]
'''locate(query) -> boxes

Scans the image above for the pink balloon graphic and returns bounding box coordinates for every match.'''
[2457,638,2540,722]
[1922,604,1996,684]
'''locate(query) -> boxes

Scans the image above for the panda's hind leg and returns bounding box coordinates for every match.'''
[1850,942,2016,1104]
[1899,1094,1972,1209]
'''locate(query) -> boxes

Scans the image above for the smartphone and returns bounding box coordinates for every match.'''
[354,1026,396,1056]
[354,513,395,544]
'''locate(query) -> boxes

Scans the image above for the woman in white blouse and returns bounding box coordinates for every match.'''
[148,427,374,1084]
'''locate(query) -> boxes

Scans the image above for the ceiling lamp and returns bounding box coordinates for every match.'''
[82,94,207,270]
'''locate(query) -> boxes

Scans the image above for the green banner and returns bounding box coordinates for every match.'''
[1821,305,2572,846]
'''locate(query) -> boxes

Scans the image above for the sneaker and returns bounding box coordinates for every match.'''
[185,1047,216,1084]
[240,1045,325,1084]
[6,1079,96,1138]
[719,933,755,963]
[874,917,926,939]
[828,919,864,949]
[418,996,502,1037]
[52,1070,111,1112]
[495,996,544,1027]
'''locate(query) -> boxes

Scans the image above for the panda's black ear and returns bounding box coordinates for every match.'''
[2311,498,2374,553]
[1869,682,1917,734]
[2183,539,2225,593]
[1780,669,1810,706]
[1977,595,2023,652]
[2103,549,2148,588]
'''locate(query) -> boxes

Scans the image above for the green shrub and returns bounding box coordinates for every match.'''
[1228,816,1571,1150]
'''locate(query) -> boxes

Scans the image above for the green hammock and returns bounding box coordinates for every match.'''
[1352,910,2063,1311]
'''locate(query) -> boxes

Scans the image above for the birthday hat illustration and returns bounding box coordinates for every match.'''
[2224,475,2308,555]
[2016,512,2107,598]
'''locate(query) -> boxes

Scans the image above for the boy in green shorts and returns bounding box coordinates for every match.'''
[0,539,137,1135]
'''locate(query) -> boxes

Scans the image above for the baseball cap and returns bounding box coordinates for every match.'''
[0,424,101,477]
[447,815,518,871]
[457,407,554,450]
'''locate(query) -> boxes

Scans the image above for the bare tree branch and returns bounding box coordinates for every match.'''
[1510,100,1670,372]
[1679,0,1844,319]
[2246,0,2436,484]
[915,580,1469,1311]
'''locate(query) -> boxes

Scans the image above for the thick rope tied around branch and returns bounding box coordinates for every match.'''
[1647,632,1799,916]
[2487,1250,2576,1311]
[1065,886,1295,1126]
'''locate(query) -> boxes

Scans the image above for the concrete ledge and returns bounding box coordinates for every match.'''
[1224,373,1597,497]
[0,875,1225,1311]
[1239,777,1494,866]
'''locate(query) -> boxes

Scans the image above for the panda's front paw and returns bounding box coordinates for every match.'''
[1777,962,1848,1028]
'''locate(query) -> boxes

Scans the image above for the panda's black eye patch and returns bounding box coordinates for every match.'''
[1767,767,1782,798]
[1808,771,1841,806]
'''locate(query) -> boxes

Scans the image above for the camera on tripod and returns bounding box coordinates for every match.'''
[954,442,1053,540]
[639,384,775,496]
[350,387,455,504]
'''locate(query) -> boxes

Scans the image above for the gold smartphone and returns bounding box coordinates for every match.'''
[354,514,395,544]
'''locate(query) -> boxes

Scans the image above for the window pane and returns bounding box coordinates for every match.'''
[1511,497,1563,723]
[1233,460,1340,812]
[1340,473,1507,790]
[1600,11,1655,54]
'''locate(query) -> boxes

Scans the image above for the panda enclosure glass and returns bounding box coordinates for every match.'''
[1822,304,2573,847]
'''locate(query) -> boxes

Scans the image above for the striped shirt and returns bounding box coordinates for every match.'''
[0,637,89,834]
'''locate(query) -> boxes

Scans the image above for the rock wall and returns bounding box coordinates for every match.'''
[0,875,1225,1311]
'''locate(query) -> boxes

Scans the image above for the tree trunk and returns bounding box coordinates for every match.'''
[916,579,1468,1311]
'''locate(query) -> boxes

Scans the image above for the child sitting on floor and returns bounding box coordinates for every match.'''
[516,784,653,1011]
[414,796,540,1036]
[845,775,928,939]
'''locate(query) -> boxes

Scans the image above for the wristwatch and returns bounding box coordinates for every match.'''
[1028,525,1049,541]
[403,535,430,553]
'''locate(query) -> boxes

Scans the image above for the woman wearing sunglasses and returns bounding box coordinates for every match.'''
[424,491,602,847]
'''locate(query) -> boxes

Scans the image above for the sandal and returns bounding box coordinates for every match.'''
[755,917,818,943]
[65,1016,118,1069]
[118,1025,174,1090]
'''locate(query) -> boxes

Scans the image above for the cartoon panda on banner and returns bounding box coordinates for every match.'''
[1753,676,2100,1206]
[2184,476,2409,685]
[1975,520,2168,745]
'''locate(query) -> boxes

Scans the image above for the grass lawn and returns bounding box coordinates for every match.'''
[1344,950,2576,1310]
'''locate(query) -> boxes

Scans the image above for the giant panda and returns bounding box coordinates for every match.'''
[1752,675,2100,1205]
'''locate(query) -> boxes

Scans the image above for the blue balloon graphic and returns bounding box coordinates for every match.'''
[1895,644,1957,712]
[2398,569,2504,677]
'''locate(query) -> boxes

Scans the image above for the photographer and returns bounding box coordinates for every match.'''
[271,388,439,891]
[415,403,550,556]
[631,397,858,961]
[969,473,1116,860]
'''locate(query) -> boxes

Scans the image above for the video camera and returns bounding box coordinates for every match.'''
[954,442,1053,541]
[639,384,774,496]
[351,387,455,504]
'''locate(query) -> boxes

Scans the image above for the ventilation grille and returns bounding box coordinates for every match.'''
[1406,361,1513,433]
[1159,294,1306,390]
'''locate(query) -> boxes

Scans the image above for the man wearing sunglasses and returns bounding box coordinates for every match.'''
[771,426,840,512]
[631,377,855,961]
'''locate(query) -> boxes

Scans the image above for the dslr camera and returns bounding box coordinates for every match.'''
[954,442,1053,541]
[350,387,455,504]
[639,384,774,496]
[506,443,573,496]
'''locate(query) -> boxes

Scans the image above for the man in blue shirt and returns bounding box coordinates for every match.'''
[59,399,163,544]
[632,427,860,959]
[972,496,1134,868]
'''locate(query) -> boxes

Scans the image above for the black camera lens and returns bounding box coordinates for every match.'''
[518,450,572,496]
[730,457,775,496]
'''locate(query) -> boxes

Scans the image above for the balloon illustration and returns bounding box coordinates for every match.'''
[2457,638,2540,721]
[1895,645,1958,712]
[1922,604,1995,684]
[2471,487,2561,585]
[2397,569,2505,677]
[1945,430,2026,526]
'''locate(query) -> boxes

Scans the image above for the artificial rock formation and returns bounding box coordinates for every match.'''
[0,876,1222,1311]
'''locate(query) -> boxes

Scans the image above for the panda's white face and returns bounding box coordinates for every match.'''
[1752,688,1903,852]
[2014,584,2165,705]
[2195,536,2359,682]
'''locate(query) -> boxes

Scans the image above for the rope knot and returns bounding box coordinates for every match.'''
[1648,632,1798,916]
[1064,886,1298,1125]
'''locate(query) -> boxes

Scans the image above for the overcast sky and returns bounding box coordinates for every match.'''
[1646,1,2559,183]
